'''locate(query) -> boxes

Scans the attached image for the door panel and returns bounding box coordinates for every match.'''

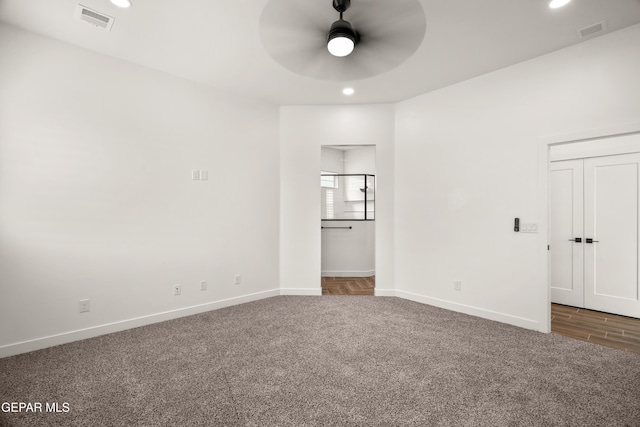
[550,160,584,307]
[584,154,640,317]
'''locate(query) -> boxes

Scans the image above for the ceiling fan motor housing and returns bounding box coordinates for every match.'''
[328,19,359,44]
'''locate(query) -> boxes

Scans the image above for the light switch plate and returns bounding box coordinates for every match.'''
[520,222,538,233]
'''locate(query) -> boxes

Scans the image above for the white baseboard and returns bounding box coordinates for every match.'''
[1,287,541,359]
[279,288,322,296]
[395,289,540,331]
[321,270,375,277]
[0,289,280,359]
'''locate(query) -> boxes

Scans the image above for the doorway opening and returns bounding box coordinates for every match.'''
[321,145,375,295]
[546,128,640,352]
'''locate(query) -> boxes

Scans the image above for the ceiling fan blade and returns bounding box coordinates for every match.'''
[259,0,330,76]
[348,0,426,34]
[349,0,427,70]
[260,0,329,48]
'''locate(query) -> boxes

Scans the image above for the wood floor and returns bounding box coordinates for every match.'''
[551,304,640,354]
[321,276,375,295]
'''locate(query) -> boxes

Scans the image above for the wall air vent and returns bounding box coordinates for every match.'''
[577,20,607,39]
[76,5,115,31]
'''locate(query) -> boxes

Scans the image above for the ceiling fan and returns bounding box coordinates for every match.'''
[259,0,427,81]
[327,0,359,57]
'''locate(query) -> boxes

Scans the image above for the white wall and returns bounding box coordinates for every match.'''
[394,23,640,331]
[344,146,376,175]
[320,147,344,173]
[0,24,280,357]
[280,105,395,295]
[321,221,375,277]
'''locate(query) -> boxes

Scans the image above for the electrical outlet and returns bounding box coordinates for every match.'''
[191,170,200,180]
[201,170,208,181]
[79,299,90,313]
[453,281,462,291]
[173,284,181,296]
[234,274,241,285]
[200,280,207,291]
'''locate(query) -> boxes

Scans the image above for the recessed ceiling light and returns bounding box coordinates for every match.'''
[342,88,355,95]
[110,0,132,8]
[549,0,571,9]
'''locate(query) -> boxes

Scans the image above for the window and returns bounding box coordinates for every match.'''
[325,189,334,219]
[321,174,375,221]
[321,171,338,188]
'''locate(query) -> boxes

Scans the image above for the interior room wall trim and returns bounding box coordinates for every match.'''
[0,290,280,359]
[539,121,640,147]
[396,290,540,331]
[279,288,323,296]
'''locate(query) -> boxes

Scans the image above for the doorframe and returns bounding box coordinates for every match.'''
[320,145,377,289]
[538,121,640,333]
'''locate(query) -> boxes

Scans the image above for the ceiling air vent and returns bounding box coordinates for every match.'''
[76,4,115,31]
[578,20,607,39]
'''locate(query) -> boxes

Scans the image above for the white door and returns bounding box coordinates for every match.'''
[583,154,640,318]
[550,154,640,319]
[550,160,584,307]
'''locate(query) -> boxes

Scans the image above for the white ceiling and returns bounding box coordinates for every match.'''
[1,0,640,106]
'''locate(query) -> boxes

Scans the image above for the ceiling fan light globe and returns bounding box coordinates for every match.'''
[328,36,355,57]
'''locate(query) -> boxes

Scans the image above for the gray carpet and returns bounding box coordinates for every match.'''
[1,296,639,426]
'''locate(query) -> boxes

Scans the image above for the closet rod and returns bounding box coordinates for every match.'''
[321,226,353,230]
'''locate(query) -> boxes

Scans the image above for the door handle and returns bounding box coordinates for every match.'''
[586,238,599,243]
[568,238,582,243]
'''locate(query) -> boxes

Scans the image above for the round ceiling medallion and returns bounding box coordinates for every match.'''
[259,0,427,81]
